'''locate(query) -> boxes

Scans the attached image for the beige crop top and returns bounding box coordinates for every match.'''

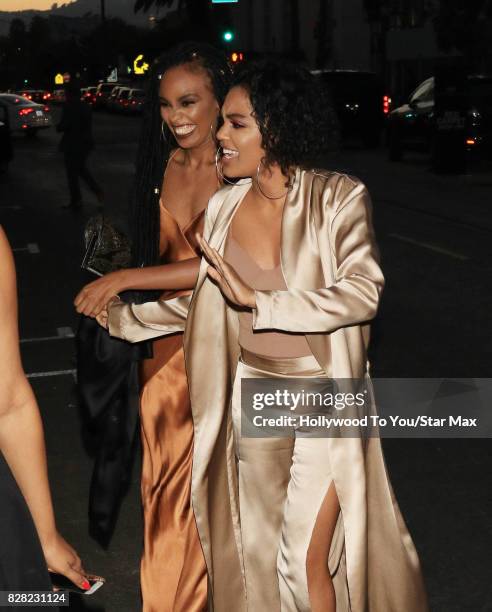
[224,234,312,358]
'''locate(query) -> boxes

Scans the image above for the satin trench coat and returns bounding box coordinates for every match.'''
[108,168,429,612]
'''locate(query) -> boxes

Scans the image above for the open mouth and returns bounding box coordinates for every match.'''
[222,147,239,160]
[174,124,196,136]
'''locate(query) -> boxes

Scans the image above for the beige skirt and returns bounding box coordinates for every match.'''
[231,349,351,612]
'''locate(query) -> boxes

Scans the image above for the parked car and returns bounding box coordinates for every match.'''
[0,101,13,172]
[81,86,97,106]
[113,87,132,113]
[0,94,52,136]
[387,74,492,161]
[94,82,120,109]
[52,88,66,105]
[106,86,126,112]
[312,69,390,147]
[105,86,120,111]
[16,89,52,104]
[126,88,146,114]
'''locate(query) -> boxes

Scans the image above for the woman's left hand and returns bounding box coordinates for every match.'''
[197,236,256,309]
[42,532,90,591]
[74,270,125,318]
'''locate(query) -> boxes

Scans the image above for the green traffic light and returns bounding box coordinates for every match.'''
[223,31,234,42]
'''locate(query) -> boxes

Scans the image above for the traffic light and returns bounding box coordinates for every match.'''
[230,52,244,64]
[222,30,235,43]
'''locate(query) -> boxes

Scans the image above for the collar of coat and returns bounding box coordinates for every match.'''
[199,165,362,292]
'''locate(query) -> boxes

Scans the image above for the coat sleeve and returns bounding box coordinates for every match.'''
[107,189,224,343]
[107,296,191,343]
[252,179,385,334]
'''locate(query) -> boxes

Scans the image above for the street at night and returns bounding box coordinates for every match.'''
[1,0,492,609]
[1,108,490,611]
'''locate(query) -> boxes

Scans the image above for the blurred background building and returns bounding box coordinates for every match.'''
[0,0,491,99]
[226,0,371,72]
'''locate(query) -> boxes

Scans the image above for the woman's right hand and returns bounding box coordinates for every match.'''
[74,270,126,318]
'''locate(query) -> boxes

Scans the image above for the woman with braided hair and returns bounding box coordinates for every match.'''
[74,41,232,611]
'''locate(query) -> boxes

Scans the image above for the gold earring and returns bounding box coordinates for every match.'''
[255,159,291,199]
[215,148,253,186]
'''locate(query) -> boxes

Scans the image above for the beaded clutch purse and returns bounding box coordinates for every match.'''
[81,214,131,276]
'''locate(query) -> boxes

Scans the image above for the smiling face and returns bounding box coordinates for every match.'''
[216,85,265,178]
[159,63,220,148]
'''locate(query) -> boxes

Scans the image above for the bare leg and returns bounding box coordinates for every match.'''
[306,480,340,612]
[277,437,339,612]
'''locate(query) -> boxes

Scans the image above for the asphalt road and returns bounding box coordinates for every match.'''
[0,108,491,612]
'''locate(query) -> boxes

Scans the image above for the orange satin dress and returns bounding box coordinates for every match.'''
[138,201,207,612]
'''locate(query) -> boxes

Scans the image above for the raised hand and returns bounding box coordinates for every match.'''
[197,235,256,309]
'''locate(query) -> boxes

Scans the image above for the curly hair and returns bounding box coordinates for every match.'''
[131,41,232,302]
[231,60,339,177]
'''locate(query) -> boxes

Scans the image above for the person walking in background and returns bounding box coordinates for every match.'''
[0,225,90,598]
[57,82,104,211]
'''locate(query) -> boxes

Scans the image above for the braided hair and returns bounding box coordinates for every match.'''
[131,41,232,302]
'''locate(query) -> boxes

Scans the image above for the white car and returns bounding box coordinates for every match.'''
[0,93,52,136]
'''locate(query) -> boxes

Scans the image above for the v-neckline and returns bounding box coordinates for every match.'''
[227,188,283,272]
[159,148,214,237]
[227,235,281,273]
[161,199,204,233]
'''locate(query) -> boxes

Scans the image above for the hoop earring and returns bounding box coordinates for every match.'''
[215,147,236,185]
[161,120,167,142]
[215,148,253,186]
[255,159,292,199]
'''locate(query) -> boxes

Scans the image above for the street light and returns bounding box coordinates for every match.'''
[222,30,235,43]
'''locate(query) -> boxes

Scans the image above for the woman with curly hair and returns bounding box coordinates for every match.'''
[102,60,429,611]
[75,42,232,611]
